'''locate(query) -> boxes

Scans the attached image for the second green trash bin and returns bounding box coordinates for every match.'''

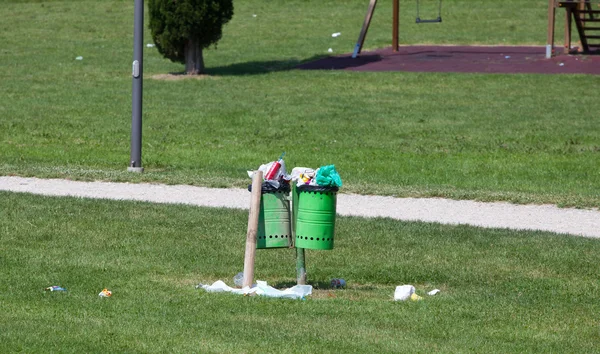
[293,185,338,250]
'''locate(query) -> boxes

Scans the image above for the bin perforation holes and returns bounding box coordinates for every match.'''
[310,237,314,240]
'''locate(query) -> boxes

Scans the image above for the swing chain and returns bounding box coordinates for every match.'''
[416,0,442,23]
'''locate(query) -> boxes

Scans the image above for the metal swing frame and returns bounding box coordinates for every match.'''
[352,0,444,58]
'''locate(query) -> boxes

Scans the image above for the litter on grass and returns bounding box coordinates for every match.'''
[75,56,83,60]
[98,288,112,297]
[332,32,341,37]
[233,272,244,287]
[410,293,423,301]
[395,285,441,301]
[328,48,333,53]
[146,43,155,48]
[45,286,67,292]
[330,278,346,288]
[394,285,415,301]
[197,280,312,300]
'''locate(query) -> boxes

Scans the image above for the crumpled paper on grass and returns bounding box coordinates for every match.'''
[198,280,312,300]
[394,285,415,301]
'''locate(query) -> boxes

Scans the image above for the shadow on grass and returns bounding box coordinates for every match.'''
[295,54,383,71]
[274,280,332,290]
[273,280,378,291]
[199,53,382,76]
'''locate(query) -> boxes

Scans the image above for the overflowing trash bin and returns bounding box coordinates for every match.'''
[248,182,292,249]
[249,156,342,251]
[291,164,342,251]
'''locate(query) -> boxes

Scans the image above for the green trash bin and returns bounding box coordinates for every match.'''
[294,185,338,250]
[250,183,292,249]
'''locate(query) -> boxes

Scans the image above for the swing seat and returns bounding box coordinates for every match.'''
[416,16,442,23]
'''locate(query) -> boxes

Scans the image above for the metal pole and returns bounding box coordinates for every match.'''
[352,0,378,58]
[292,185,307,285]
[296,248,307,285]
[392,0,399,52]
[128,0,144,173]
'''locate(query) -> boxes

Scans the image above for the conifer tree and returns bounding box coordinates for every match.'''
[148,0,234,74]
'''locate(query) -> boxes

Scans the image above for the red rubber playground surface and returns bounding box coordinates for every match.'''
[297,45,600,75]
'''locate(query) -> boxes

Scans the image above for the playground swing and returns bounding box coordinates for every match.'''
[416,0,442,23]
[352,0,445,58]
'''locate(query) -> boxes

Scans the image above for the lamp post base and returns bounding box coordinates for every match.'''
[127,167,144,173]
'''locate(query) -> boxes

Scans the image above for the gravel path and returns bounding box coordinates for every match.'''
[1,176,599,238]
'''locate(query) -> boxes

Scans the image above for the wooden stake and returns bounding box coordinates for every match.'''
[392,0,399,52]
[546,0,556,58]
[243,170,263,288]
[565,6,572,54]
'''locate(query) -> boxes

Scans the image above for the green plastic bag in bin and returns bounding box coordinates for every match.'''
[316,165,343,187]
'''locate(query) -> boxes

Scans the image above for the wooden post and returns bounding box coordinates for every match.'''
[352,0,378,58]
[565,6,572,54]
[243,170,263,288]
[393,0,399,52]
[577,0,585,52]
[547,0,556,58]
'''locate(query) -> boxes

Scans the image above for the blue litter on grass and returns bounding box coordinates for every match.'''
[45,286,67,292]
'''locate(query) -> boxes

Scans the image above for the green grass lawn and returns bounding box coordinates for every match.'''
[0,0,598,207]
[2,2,598,352]
[1,192,599,352]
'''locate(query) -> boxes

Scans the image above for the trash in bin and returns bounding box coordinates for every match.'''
[315,164,343,187]
[292,165,342,188]
[248,155,293,249]
[292,164,341,250]
[265,152,286,180]
[291,167,316,187]
[248,153,291,189]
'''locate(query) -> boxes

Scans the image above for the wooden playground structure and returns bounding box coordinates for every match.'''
[352,0,600,59]
[548,0,600,57]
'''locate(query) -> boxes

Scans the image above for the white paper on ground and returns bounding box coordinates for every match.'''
[394,285,415,301]
[199,280,312,299]
[427,289,441,296]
